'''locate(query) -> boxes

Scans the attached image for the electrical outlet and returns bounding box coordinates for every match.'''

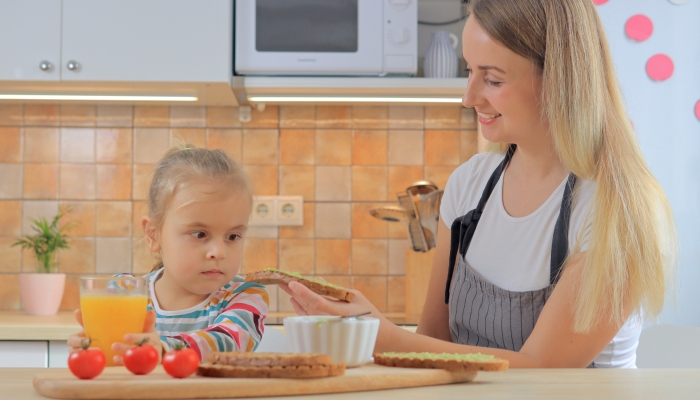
[277,196,303,226]
[250,196,277,226]
[250,196,304,226]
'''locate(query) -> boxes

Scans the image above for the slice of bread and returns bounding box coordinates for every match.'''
[197,363,346,379]
[373,352,509,372]
[198,351,346,379]
[245,269,355,302]
[207,352,333,367]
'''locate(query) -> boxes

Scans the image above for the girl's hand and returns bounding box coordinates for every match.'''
[280,281,382,320]
[67,309,87,353]
[111,310,162,365]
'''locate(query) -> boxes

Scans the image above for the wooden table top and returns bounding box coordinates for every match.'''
[3,367,699,400]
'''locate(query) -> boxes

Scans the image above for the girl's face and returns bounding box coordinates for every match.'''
[147,181,251,296]
[461,16,547,147]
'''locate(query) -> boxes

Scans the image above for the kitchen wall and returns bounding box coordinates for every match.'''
[595,1,700,327]
[0,104,478,314]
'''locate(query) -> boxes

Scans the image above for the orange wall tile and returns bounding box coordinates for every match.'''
[280,129,315,165]
[315,239,351,275]
[352,130,387,165]
[23,164,58,199]
[24,128,59,162]
[0,127,21,162]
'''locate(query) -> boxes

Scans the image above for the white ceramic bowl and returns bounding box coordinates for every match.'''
[283,315,380,368]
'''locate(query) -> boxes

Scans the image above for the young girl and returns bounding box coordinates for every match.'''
[69,146,268,364]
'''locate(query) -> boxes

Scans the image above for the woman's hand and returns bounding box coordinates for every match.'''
[110,310,162,365]
[280,281,382,319]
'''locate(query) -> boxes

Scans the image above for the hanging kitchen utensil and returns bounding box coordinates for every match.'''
[415,190,444,247]
[370,206,414,222]
[397,191,430,252]
[406,181,439,196]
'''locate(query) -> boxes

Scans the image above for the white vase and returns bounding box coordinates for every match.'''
[423,31,459,78]
[19,273,66,316]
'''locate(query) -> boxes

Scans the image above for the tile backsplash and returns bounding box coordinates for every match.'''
[0,104,477,315]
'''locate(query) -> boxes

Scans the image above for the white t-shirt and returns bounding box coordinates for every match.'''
[440,152,641,368]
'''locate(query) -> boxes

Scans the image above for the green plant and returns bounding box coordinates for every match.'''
[12,211,73,273]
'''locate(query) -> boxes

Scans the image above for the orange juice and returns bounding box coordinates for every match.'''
[80,294,149,366]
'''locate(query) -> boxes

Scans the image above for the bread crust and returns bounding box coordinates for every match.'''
[245,270,355,302]
[373,353,509,372]
[199,352,346,379]
[207,352,333,367]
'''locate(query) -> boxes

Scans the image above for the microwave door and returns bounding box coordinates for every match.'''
[235,0,383,75]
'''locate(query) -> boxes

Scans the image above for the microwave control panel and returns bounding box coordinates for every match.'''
[383,0,417,75]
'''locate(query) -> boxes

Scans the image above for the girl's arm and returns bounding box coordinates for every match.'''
[160,282,269,361]
[283,252,632,368]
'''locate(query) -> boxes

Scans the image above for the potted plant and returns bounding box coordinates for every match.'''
[13,211,73,316]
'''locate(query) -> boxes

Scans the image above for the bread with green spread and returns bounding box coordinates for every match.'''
[373,352,509,372]
[245,269,355,302]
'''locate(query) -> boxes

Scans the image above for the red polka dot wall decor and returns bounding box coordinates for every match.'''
[625,14,653,42]
[695,100,700,121]
[593,0,608,5]
[646,54,674,81]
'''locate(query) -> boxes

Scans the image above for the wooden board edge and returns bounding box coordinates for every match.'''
[32,370,477,399]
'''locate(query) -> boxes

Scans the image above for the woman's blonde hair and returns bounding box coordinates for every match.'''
[465,0,677,332]
[147,145,252,272]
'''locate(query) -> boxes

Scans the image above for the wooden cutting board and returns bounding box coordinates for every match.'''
[33,364,476,399]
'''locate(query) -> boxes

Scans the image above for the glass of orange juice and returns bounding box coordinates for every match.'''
[79,276,149,366]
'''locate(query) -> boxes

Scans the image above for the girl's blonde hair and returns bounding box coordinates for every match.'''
[465,0,678,332]
[147,145,252,272]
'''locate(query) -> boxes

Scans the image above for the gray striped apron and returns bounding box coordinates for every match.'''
[444,145,593,366]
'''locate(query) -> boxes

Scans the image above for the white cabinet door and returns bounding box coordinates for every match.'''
[60,0,232,82]
[0,341,48,368]
[0,0,61,81]
[48,340,69,368]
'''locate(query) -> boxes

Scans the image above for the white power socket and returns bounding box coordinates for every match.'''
[250,196,303,226]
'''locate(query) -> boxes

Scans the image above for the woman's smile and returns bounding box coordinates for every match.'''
[477,111,502,125]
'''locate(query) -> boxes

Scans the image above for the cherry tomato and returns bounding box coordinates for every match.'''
[68,339,105,380]
[162,346,199,379]
[123,339,159,375]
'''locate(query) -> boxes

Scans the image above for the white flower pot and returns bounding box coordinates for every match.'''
[19,273,66,316]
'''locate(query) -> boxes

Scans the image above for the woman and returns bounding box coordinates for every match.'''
[282,0,677,368]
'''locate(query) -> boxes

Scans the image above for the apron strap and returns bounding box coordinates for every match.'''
[549,173,577,284]
[445,144,516,303]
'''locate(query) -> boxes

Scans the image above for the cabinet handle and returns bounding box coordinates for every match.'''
[66,61,80,71]
[39,61,53,71]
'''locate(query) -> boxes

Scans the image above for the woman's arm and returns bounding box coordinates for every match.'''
[284,252,631,368]
[415,217,452,341]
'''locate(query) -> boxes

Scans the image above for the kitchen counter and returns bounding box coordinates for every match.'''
[0,312,416,341]
[3,367,699,399]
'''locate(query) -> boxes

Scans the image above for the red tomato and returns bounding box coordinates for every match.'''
[68,347,106,380]
[162,347,199,379]
[123,342,159,375]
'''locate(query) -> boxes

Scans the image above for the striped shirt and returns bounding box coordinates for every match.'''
[116,269,268,361]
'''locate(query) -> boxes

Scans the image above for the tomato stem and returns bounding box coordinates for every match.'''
[80,338,92,350]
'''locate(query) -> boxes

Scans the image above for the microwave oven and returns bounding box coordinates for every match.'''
[235,0,417,76]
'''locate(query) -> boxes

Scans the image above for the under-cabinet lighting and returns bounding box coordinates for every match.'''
[0,94,198,102]
[248,96,462,103]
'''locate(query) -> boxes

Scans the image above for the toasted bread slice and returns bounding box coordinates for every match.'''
[197,363,346,379]
[207,352,333,367]
[199,352,346,379]
[245,269,355,302]
[373,352,509,372]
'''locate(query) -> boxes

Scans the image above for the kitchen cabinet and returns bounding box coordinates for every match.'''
[61,0,231,83]
[0,0,231,83]
[0,341,69,368]
[0,0,61,81]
